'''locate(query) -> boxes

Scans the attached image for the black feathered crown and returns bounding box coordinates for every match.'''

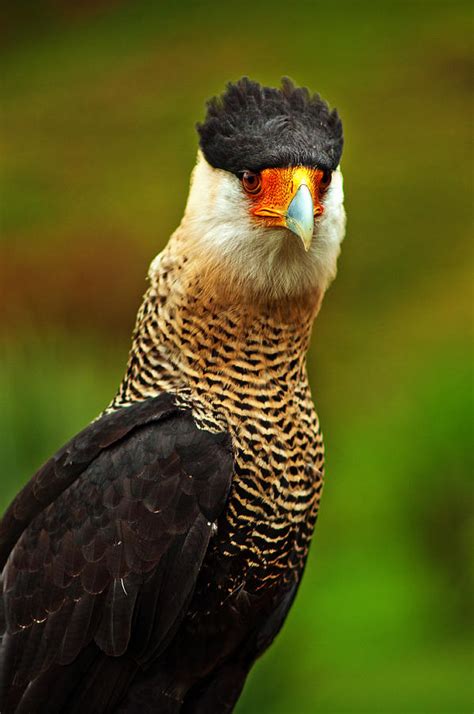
[197,77,343,175]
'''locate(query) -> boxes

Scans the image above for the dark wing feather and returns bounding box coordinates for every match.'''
[0,394,179,567]
[0,394,233,710]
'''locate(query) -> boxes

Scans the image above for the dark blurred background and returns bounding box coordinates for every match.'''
[1,1,472,712]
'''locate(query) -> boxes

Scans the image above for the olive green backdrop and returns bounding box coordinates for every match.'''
[1,1,472,712]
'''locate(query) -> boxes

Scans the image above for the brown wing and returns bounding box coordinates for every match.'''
[0,394,233,710]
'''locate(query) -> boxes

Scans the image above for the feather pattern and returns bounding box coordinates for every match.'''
[0,395,233,710]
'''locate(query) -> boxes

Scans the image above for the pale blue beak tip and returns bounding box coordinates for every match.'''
[286,183,314,251]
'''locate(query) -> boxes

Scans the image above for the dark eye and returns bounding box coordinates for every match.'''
[320,170,332,190]
[241,171,262,195]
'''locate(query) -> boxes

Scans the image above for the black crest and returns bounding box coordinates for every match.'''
[197,77,344,175]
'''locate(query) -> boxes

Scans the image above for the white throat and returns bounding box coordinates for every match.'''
[157,152,346,305]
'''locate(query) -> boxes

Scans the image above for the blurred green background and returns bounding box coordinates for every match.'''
[1,1,472,712]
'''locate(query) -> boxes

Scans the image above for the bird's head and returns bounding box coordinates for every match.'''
[173,77,345,308]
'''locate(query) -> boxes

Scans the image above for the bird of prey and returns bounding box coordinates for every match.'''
[0,77,345,713]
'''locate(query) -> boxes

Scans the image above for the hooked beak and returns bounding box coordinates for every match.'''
[285,183,314,251]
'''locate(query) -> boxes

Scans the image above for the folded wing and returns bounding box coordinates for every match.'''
[0,394,233,710]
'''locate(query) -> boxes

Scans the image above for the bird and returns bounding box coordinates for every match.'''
[0,77,345,713]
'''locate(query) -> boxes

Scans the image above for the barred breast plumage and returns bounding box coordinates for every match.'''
[111,236,325,595]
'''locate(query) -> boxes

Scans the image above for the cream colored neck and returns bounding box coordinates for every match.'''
[149,246,316,380]
[112,245,317,415]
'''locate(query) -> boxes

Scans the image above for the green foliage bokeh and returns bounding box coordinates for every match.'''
[1,2,472,712]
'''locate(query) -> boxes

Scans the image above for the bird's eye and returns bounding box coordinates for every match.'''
[241,171,262,195]
[320,170,332,190]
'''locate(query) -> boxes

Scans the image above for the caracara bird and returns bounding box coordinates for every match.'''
[0,77,345,713]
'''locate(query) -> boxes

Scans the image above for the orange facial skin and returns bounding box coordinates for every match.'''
[245,167,328,227]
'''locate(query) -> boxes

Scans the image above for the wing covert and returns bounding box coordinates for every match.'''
[0,394,233,706]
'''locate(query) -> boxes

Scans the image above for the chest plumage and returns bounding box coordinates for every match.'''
[112,243,325,595]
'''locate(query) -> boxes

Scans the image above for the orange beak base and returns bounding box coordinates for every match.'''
[247,167,327,250]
